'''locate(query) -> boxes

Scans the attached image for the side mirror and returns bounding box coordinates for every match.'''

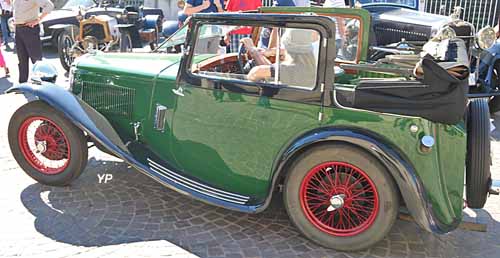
[31,61,58,84]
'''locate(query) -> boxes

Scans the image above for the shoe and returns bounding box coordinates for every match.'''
[5,67,9,77]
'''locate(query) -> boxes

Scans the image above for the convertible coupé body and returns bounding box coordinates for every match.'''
[5,8,492,251]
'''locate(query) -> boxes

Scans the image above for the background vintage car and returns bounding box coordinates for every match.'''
[41,0,164,47]
[5,8,493,251]
[40,0,97,46]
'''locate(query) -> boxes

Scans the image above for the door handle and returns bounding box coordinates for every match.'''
[172,87,185,97]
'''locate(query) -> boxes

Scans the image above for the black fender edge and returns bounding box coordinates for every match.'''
[259,127,460,234]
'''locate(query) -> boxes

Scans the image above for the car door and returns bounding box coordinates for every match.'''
[169,14,336,204]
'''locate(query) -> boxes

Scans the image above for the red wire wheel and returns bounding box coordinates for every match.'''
[299,161,379,237]
[17,116,71,175]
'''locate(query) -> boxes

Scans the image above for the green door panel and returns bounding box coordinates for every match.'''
[171,85,322,202]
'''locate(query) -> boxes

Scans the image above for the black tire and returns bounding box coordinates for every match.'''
[284,143,398,251]
[120,31,133,52]
[8,101,88,186]
[58,30,75,71]
[466,98,491,208]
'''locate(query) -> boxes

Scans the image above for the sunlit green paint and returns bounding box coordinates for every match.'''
[72,9,466,227]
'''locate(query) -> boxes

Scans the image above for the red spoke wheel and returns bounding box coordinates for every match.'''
[300,162,379,237]
[8,101,88,186]
[19,117,71,175]
[284,144,398,251]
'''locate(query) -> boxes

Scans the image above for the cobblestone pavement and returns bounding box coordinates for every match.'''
[0,47,499,258]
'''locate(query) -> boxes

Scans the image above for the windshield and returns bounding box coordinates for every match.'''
[158,24,237,51]
[158,24,188,50]
[63,0,95,9]
[356,0,417,8]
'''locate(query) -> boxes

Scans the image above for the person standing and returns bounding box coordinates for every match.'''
[0,0,12,50]
[12,0,53,83]
[184,0,224,16]
[225,0,261,52]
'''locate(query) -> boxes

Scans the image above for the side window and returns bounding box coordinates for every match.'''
[189,24,321,90]
[332,16,361,62]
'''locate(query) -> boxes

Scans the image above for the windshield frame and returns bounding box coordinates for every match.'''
[62,0,97,9]
[350,0,418,10]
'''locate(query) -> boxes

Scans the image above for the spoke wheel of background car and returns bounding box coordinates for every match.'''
[58,31,75,71]
[488,61,500,113]
[283,143,398,251]
[120,31,133,52]
[466,98,491,208]
[8,101,88,186]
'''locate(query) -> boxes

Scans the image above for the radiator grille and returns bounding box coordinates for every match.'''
[374,25,429,45]
[425,0,500,29]
[82,23,106,41]
[81,81,135,119]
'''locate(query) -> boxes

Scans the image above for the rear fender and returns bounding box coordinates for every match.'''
[6,83,130,158]
[265,127,459,234]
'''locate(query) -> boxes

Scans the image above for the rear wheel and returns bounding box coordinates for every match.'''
[466,98,491,208]
[284,144,398,251]
[120,31,133,52]
[58,30,75,71]
[8,101,88,186]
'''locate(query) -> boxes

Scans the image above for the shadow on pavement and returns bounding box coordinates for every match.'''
[0,77,13,94]
[19,156,500,258]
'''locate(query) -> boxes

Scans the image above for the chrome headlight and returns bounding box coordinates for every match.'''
[31,61,58,84]
[433,26,457,41]
[477,26,496,49]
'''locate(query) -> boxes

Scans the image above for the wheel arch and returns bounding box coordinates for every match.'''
[6,83,131,160]
[260,126,459,234]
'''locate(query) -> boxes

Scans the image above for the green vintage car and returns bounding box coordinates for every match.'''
[5,7,494,251]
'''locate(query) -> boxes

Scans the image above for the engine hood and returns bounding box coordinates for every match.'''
[76,52,184,79]
[373,7,451,29]
[41,9,77,24]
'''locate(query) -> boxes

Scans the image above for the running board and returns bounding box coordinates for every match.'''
[124,142,259,213]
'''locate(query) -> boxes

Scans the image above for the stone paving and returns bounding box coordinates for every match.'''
[0,47,499,258]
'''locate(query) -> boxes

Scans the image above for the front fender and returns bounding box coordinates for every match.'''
[6,83,130,158]
[264,127,459,234]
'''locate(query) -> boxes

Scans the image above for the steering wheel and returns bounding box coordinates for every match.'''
[237,42,247,74]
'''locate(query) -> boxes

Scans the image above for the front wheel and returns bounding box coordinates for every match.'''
[57,30,75,71]
[8,101,88,186]
[284,144,399,251]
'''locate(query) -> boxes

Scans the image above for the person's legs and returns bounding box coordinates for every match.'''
[15,27,29,83]
[0,16,10,43]
[24,26,43,64]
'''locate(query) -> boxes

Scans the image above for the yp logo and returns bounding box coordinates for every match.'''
[97,174,113,184]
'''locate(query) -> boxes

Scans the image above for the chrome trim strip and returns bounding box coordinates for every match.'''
[147,158,250,204]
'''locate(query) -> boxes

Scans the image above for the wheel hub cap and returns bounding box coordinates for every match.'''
[35,140,47,154]
[327,194,345,212]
